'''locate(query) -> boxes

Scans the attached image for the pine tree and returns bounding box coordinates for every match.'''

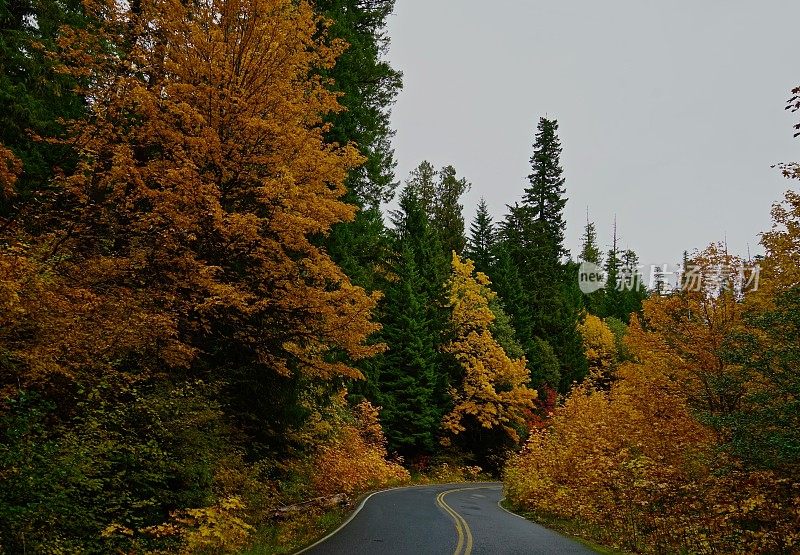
[467,198,495,275]
[579,216,604,313]
[488,298,524,360]
[432,165,470,256]
[601,219,625,319]
[319,0,401,295]
[378,186,450,455]
[377,243,440,455]
[0,0,86,216]
[403,161,470,258]
[524,118,568,254]
[404,161,437,215]
[392,185,449,319]
[620,249,647,321]
[313,0,402,208]
[489,240,532,353]
[497,118,586,391]
[580,218,602,265]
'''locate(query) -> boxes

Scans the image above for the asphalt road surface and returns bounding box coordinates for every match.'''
[299,483,595,555]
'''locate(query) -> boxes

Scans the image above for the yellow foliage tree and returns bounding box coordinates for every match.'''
[577,313,616,387]
[755,189,800,301]
[442,254,536,445]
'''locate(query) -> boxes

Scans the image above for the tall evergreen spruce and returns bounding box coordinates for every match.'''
[405,161,470,258]
[433,165,470,256]
[404,160,437,215]
[467,198,496,275]
[318,0,402,293]
[377,242,440,455]
[377,187,450,455]
[314,0,402,208]
[314,0,402,406]
[580,218,603,265]
[601,219,625,320]
[497,118,586,390]
[489,239,532,352]
[619,249,648,322]
[579,217,604,313]
[0,0,86,216]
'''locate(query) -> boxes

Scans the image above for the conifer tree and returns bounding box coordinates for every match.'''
[319,0,402,294]
[602,220,625,319]
[620,249,648,321]
[467,198,495,275]
[0,0,86,216]
[579,216,604,313]
[489,241,532,352]
[377,243,440,455]
[488,298,524,360]
[580,218,603,265]
[314,0,402,208]
[378,186,450,454]
[404,161,437,215]
[497,118,586,391]
[432,165,470,256]
[524,118,568,255]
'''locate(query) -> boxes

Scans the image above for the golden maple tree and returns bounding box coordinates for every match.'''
[442,254,536,443]
[7,0,382,391]
[577,313,616,387]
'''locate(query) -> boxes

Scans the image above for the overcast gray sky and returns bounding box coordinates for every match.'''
[385,1,799,266]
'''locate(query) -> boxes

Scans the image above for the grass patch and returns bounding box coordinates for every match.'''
[498,499,629,555]
[240,506,350,555]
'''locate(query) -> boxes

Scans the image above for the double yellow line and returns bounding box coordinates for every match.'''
[436,488,475,555]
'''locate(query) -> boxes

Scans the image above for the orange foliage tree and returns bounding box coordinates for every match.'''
[0,0,395,550]
[308,394,410,496]
[505,244,800,553]
[4,0,383,396]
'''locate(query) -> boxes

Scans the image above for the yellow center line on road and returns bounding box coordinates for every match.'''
[436,487,483,555]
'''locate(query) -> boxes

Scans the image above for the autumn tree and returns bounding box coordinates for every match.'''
[713,190,800,474]
[442,254,536,466]
[627,244,750,418]
[578,314,617,388]
[506,243,800,553]
[0,2,390,549]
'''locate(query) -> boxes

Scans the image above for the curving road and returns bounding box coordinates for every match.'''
[298,483,595,555]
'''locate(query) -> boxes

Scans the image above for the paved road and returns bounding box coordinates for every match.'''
[299,483,595,555]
